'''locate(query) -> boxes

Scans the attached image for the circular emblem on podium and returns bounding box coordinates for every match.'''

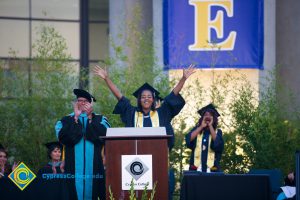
[130,161,144,175]
[125,157,149,181]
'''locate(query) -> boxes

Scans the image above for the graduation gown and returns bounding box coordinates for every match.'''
[185,127,224,172]
[0,163,11,178]
[32,162,69,200]
[55,112,110,200]
[113,91,185,150]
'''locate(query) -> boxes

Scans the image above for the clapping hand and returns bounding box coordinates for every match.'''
[12,161,20,171]
[83,102,93,119]
[73,102,82,122]
[60,161,65,173]
[52,162,57,174]
[0,163,4,175]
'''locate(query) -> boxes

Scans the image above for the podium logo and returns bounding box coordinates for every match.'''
[125,157,149,181]
[8,162,36,191]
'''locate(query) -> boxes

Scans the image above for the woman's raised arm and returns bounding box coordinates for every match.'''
[93,65,123,100]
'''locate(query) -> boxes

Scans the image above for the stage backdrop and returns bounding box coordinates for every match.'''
[163,0,264,69]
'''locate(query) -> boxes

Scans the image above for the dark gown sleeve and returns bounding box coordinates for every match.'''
[112,96,136,126]
[37,166,50,177]
[159,91,185,121]
[210,129,224,152]
[57,116,83,146]
[37,165,63,177]
[86,114,110,145]
[185,126,197,150]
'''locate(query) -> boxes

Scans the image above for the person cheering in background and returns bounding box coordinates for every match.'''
[93,64,195,150]
[55,89,110,200]
[185,104,224,172]
[0,144,10,178]
[38,141,64,176]
[0,144,19,178]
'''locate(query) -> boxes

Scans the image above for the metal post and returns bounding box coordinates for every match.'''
[79,0,89,89]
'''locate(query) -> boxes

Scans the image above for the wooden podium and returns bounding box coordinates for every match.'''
[101,127,170,200]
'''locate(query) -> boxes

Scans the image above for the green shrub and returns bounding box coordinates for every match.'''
[0,25,76,172]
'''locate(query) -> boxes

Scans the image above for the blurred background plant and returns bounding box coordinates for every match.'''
[0,25,77,172]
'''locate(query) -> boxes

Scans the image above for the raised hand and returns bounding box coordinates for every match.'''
[93,65,108,80]
[93,65,123,100]
[183,64,196,80]
[173,64,196,95]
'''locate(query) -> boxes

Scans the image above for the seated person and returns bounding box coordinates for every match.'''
[277,171,296,200]
[185,104,224,172]
[38,141,64,176]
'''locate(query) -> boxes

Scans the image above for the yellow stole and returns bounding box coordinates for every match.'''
[194,133,215,169]
[62,145,65,161]
[134,110,160,127]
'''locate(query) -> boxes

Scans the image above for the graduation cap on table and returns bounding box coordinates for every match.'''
[73,89,96,103]
[132,83,160,98]
[44,141,63,151]
[197,103,220,117]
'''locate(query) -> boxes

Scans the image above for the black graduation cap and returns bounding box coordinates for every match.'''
[197,103,220,117]
[132,83,160,98]
[156,95,164,102]
[73,89,96,103]
[44,141,63,151]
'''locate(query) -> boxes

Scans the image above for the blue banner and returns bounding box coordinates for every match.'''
[163,0,264,69]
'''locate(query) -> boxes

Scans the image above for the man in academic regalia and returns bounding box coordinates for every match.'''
[55,89,110,200]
